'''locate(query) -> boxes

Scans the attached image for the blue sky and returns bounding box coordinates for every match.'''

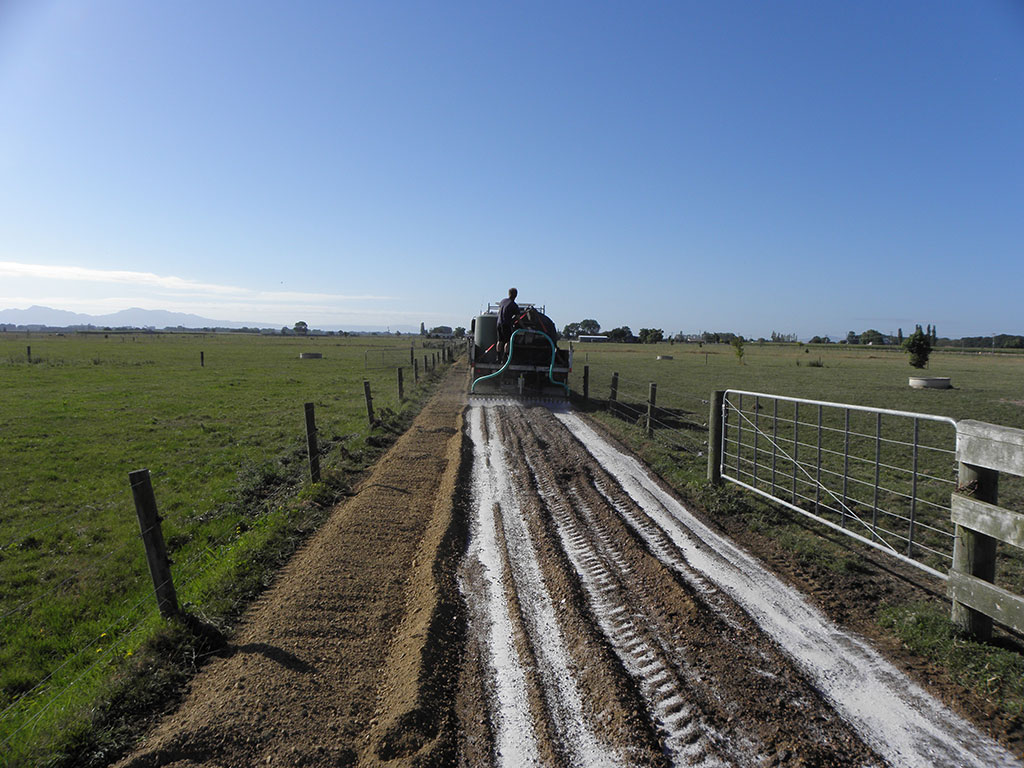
[1,1,1021,337]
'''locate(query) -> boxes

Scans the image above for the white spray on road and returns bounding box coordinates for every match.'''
[558,412,1022,768]
[464,405,627,768]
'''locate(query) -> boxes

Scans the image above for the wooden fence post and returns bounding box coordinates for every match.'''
[951,462,999,639]
[363,380,375,425]
[304,402,321,483]
[410,344,415,365]
[424,354,429,373]
[414,359,419,383]
[26,345,31,363]
[398,367,405,401]
[610,372,618,402]
[948,420,1024,638]
[647,382,657,437]
[128,469,179,618]
[583,365,589,404]
[708,391,725,484]
[200,351,204,367]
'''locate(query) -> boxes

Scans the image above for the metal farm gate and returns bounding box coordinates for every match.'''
[715,389,958,580]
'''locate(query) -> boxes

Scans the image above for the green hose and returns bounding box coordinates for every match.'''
[471,328,569,396]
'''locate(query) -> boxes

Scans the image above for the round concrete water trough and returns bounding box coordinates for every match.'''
[299,352,323,359]
[909,376,951,389]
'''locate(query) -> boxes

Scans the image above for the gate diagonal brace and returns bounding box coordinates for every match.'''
[725,398,899,555]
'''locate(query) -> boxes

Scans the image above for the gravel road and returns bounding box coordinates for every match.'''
[456,401,1020,768]
[113,367,1021,767]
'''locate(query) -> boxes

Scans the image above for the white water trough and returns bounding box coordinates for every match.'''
[909,376,951,389]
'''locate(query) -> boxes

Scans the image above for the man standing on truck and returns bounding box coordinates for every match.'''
[496,287,519,360]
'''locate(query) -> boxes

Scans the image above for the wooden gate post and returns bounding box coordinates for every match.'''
[363,380,375,425]
[304,402,321,483]
[708,391,725,484]
[647,382,657,438]
[951,462,999,639]
[128,469,179,618]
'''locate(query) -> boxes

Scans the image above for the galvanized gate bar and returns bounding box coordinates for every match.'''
[720,390,957,580]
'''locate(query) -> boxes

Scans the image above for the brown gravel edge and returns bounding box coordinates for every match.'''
[113,363,470,768]
[361,399,470,767]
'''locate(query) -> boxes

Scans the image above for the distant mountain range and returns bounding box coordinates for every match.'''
[0,306,416,333]
[0,306,256,329]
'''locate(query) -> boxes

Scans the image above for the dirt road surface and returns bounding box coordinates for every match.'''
[116,365,1021,767]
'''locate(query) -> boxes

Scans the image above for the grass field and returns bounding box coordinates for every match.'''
[0,331,451,766]
[569,341,1024,431]
[4,334,1023,762]
[567,341,1024,571]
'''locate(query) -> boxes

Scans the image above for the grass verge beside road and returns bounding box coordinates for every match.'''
[0,332,452,767]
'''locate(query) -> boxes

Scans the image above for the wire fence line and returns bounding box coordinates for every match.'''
[569,367,964,581]
[0,587,160,754]
[0,481,152,552]
[578,367,710,454]
[0,349,458,759]
[362,345,414,371]
[0,581,158,744]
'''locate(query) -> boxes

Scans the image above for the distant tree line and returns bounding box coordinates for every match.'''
[550,318,1024,350]
[954,334,1024,349]
[561,320,667,344]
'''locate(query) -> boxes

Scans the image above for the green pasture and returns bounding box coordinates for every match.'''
[569,341,1024,585]
[569,341,1024,431]
[0,331,448,766]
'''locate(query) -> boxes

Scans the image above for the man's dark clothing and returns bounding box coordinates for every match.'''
[497,297,520,344]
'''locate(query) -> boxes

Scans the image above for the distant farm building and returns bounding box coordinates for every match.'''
[578,334,608,342]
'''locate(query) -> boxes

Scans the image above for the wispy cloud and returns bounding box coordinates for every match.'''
[0,261,395,302]
[0,261,435,326]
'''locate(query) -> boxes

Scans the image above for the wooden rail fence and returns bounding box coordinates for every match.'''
[950,420,1024,640]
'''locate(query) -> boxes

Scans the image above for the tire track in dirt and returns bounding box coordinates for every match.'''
[503,405,875,767]
[109,372,1021,768]
[461,401,1022,768]
[461,405,641,767]
[555,409,1023,768]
